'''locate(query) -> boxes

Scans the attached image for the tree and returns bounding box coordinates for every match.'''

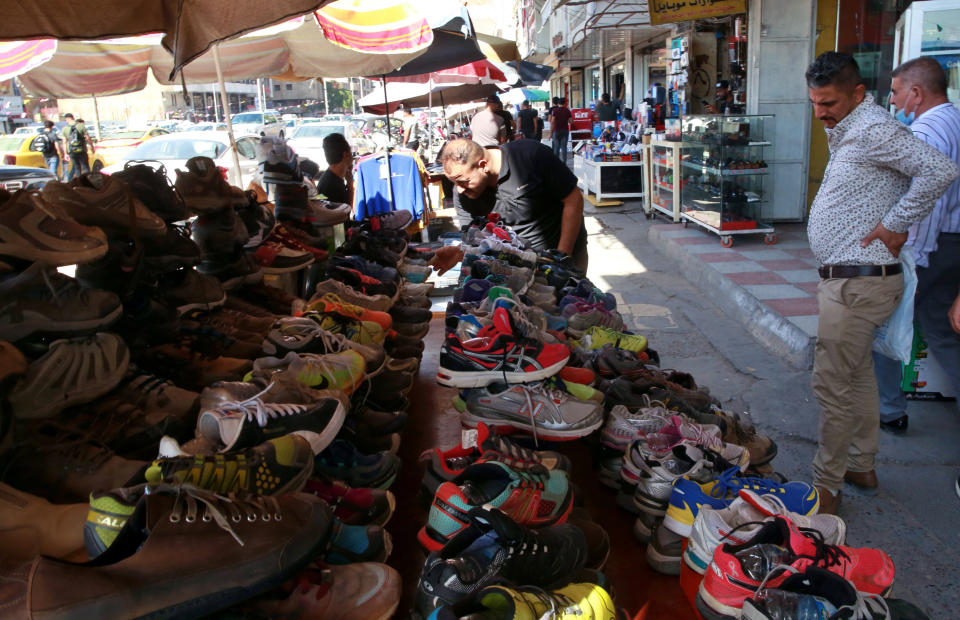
[326,85,354,114]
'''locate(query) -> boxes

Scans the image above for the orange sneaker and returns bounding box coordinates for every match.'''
[305,292,393,330]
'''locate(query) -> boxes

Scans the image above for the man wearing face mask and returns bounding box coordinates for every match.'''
[805,52,958,514]
[872,57,960,440]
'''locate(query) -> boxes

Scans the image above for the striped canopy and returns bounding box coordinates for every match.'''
[384,59,507,85]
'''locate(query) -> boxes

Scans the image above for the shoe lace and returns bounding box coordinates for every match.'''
[218,382,309,428]
[519,382,567,448]
[515,585,580,618]
[794,525,851,570]
[709,467,785,500]
[160,482,283,547]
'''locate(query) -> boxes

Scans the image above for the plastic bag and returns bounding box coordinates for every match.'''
[873,246,917,362]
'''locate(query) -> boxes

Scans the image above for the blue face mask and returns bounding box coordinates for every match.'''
[894,94,918,126]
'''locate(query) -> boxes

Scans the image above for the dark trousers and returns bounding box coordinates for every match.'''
[552,130,569,160]
[67,152,90,181]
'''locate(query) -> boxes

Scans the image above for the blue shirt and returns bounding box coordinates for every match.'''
[354,153,424,221]
[907,102,960,267]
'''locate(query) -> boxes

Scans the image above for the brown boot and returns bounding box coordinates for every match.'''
[844,469,879,495]
[0,483,87,561]
[815,485,842,515]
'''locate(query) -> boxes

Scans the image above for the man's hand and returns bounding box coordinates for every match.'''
[704,104,717,114]
[860,223,908,257]
[429,245,465,276]
[950,291,960,334]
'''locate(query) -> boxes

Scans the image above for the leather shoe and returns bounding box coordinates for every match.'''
[844,469,879,496]
[815,485,842,515]
[880,415,908,435]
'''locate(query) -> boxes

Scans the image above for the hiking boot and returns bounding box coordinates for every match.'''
[314,439,401,489]
[0,482,87,561]
[10,333,129,419]
[158,267,227,315]
[313,278,394,312]
[0,189,107,265]
[175,156,247,213]
[0,263,122,342]
[50,173,166,237]
[303,477,396,526]
[112,161,191,222]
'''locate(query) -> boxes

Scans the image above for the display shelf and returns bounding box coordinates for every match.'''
[646,139,690,222]
[574,145,648,203]
[680,160,769,176]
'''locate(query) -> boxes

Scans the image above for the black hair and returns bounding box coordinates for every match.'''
[805,52,863,89]
[43,120,54,129]
[601,93,610,102]
[322,132,350,166]
[439,138,484,169]
[552,97,560,104]
[892,56,948,96]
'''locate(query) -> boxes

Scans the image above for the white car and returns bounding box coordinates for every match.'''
[286,122,374,172]
[229,111,283,138]
[101,131,259,187]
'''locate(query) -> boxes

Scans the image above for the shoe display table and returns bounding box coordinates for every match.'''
[388,317,698,618]
[574,150,648,203]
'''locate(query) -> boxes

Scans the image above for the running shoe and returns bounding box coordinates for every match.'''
[48,172,166,237]
[303,311,386,345]
[251,236,315,274]
[324,520,392,565]
[625,443,735,520]
[437,307,570,388]
[435,582,617,619]
[306,292,393,330]
[303,477,396,526]
[262,317,386,374]
[248,350,367,394]
[174,156,247,213]
[314,439,401,490]
[0,188,107,266]
[111,161,191,223]
[312,278,394,313]
[418,461,573,552]
[576,325,647,353]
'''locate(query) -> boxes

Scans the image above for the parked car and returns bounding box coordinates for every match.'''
[286,122,374,171]
[229,111,283,138]
[94,127,171,166]
[189,122,228,131]
[0,164,57,191]
[12,125,43,135]
[0,134,107,178]
[100,131,260,187]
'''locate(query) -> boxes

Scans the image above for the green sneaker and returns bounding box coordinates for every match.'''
[580,326,647,353]
[143,434,313,496]
[303,311,385,345]
[247,350,367,394]
[86,484,146,558]
[486,285,514,303]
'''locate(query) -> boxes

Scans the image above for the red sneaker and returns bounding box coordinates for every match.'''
[697,515,894,619]
[438,307,570,388]
[558,365,596,386]
[302,477,396,526]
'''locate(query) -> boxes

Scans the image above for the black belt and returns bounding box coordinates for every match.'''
[818,264,902,279]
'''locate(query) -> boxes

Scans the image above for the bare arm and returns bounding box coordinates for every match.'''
[557,187,584,255]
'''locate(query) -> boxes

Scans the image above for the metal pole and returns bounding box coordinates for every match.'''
[213,88,221,122]
[212,45,244,188]
[381,75,394,210]
[179,72,193,122]
[322,79,329,116]
[91,93,102,141]
[427,77,433,155]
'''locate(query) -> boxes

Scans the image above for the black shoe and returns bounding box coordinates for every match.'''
[112,162,191,223]
[390,304,433,324]
[880,415,908,435]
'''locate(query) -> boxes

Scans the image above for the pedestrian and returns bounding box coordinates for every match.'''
[534,103,544,141]
[433,137,588,273]
[493,98,515,142]
[550,97,572,161]
[38,120,64,180]
[805,51,959,514]
[61,113,91,181]
[516,100,538,139]
[873,57,960,437]
[316,132,354,206]
[469,96,505,147]
[596,93,617,122]
[401,106,420,152]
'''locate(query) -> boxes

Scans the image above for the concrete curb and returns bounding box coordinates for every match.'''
[647,225,815,369]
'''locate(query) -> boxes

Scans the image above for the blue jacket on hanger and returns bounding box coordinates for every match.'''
[355,152,424,221]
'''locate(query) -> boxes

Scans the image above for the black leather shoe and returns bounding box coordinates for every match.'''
[880,415,908,435]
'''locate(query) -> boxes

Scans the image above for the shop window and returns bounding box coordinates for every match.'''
[837,0,908,105]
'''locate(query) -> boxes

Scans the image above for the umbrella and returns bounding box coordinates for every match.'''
[506,60,554,87]
[379,3,484,78]
[502,88,550,105]
[477,33,520,63]
[358,81,501,114]
[384,59,506,85]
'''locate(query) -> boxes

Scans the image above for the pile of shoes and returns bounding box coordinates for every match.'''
[0,169,435,617]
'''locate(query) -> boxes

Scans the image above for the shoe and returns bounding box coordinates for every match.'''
[742,566,926,620]
[392,319,431,339]
[626,443,734,519]
[175,155,247,213]
[564,302,625,337]
[277,185,351,226]
[307,292,394,330]
[391,303,433,324]
[373,210,414,230]
[843,470,879,496]
[25,484,333,618]
[600,404,673,452]
[314,439,401,489]
[664,467,819,538]
[45,173,166,238]
[248,350,367,394]
[191,207,250,257]
[0,482,87,561]
[646,521,685,575]
[112,161,191,222]
[145,434,314,495]
[303,477,396,526]
[419,461,573,552]
[330,266,399,300]
[141,223,202,269]
[335,420,401,455]
[577,325,647,353]
[438,307,570,388]
[252,235,315,274]
[685,488,847,576]
[198,252,264,290]
[414,506,589,616]
[10,333,129,419]
[112,363,199,419]
[269,223,327,260]
[697,515,895,619]
[880,415,908,435]
[253,562,401,620]
[398,294,432,309]
[0,263,122,341]
[324,520,392,564]
[236,281,305,316]
[437,582,617,619]
[262,318,385,375]
[0,189,107,265]
[314,278,394,312]
[256,134,300,183]
[419,421,572,499]
[158,267,227,315]
[331,255,400,284]
[639,415,749,471]
[456,381,603,442]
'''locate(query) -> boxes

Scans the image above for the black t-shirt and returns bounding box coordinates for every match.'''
[495,110,515,140]
[517,108,537,137]
[316,169,349,204]
[596,102,616,121]
[457,140,586,252]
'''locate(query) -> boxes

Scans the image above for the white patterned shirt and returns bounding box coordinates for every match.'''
[808,95,959,266]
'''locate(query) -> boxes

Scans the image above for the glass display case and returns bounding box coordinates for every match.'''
[648,139,686,222]
[678,114,776,247]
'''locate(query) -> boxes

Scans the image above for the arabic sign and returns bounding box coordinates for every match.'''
[648,0,746,26]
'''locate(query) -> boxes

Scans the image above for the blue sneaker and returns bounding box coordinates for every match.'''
[314,439,401,489]
[324,518,392,564]
[663,467,819,537]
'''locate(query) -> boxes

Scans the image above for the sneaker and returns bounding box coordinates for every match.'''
[330,266,399,300]
[0,263,122,341]
[174,156,247,213]
[685,489,847,577]
[256,134,299,183]
[248,350,367,394]
[198,252,264,290]
[324,520,392,565]
[0,189,107,265]
[414,506,589,616]
[112,161,191,222]
[191,207,251,256]
[641,415,749,471]
[437,307,570,388]
[10,333,129,420]
[158,267,227,315]
[456,381,604,442]
[577,325,647,353]
[145,434,314,495]
[112,363,199,419]
[270,223,326,260]
[419,461,573,552]
[742,566,925,620]
[437,582,617,619]
[302,196,352,227]
[141,223,201,270]
[626,444,733,519]
[313,278,394,312]
[252,236,315,274]
[391,303,433,324]
[313,439,401,489]
[419,422,572,499]
[262,318,385,375]
[600,404,673,452]
[664,467,819,538]
[563,302,625,337]
[307,292,393,330]
[137,343,252,392]
[332,254,400,284]
[371,210,414,230]
[303,477,396,526]
[646,521,685,576]
[253,562,401,620]
[697,515,895,619]
[44,173,166,237]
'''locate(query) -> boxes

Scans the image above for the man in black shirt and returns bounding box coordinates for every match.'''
[315,133,353,205]
[494,99,515,142]
[436,138,588,272]
[516,100,538,139]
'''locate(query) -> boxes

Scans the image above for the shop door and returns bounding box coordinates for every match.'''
[747,0,815,221]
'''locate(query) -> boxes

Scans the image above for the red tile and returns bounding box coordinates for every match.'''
[673,236,716,246]
[784,248,816,259]
[756,259,817,271]
[796,282,820,296]
[698,252,747,262]
[766,297,820,316]
[726,271,790,285]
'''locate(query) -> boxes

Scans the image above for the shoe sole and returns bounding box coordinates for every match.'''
[0,241,107,266]
[646,542,681,576]
[175,292,228,317]
[696,584,743,620]
[633,488,669,517]
[292,401,347,455]
[633,513,659,544]
[219,270,265,291]
[615,488,641,514]
[683,546,710,575]
[0,305,123,341]
[459,410,603,441]
[436,357,570,388]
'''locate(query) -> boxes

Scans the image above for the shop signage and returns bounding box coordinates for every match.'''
[648,0,746,26]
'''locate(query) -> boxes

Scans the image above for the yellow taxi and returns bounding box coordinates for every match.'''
[94,127,170,165]
[0,133,108,178]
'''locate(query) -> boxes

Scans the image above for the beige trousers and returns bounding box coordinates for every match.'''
[812,273,904,493]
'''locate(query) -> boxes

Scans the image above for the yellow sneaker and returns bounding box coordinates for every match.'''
[580,326,647,353]
[472,582,617,620]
